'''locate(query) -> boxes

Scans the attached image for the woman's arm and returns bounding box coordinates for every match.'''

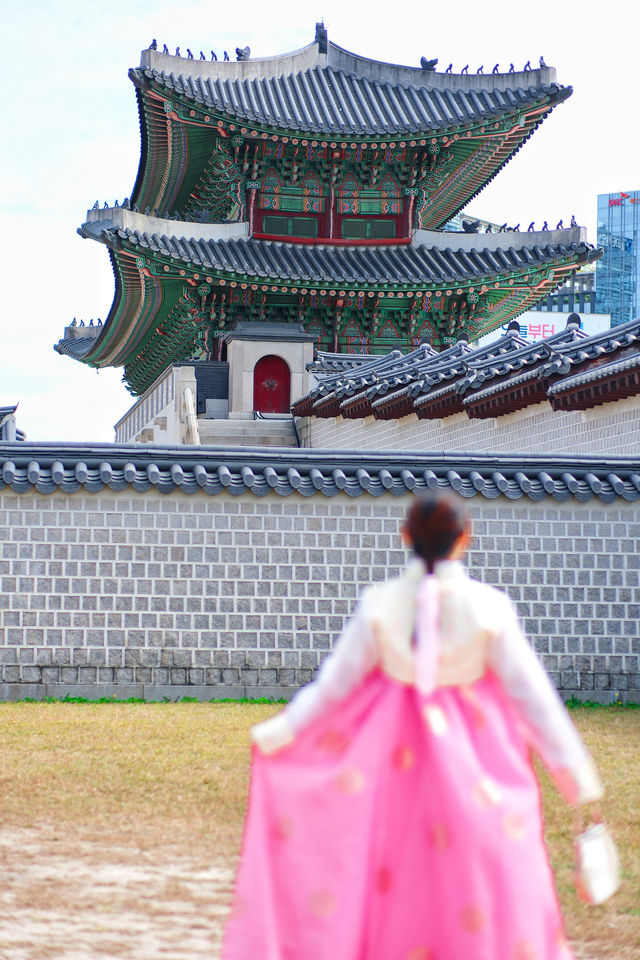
[487,594,603,805]
[251,593,378,754]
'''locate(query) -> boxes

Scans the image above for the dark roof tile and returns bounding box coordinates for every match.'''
[1,443,638,504]
[105,230,598,290]
[133,64,566,137]
[306,318,640,420]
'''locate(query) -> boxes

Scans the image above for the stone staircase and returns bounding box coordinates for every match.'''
[197,415,298,447]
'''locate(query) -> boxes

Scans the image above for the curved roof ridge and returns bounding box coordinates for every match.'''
[140,39,322,81]
[140,33,558,92]
[326,40,558,91]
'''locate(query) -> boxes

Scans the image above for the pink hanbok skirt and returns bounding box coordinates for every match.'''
[223,670,573,960]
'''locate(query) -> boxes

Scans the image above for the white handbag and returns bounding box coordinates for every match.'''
[574,822,620,904]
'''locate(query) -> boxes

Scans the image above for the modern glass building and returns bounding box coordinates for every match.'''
[595,191,640,326]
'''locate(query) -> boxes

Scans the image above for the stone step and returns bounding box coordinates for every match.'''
[197,417,297,447]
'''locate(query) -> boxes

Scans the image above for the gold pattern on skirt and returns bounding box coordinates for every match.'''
[502,811,525,841]
[513,939,537,960]
[459,905,486,933]
[308,889,337,919]
[406,948,432,960]
[392,745,416,772]
[375,866,393,893]
[272,815,294,841]
[422,703,449,736]
[316,728,350,754]
[472,776,502,808]
[335,766,366,794]
[427,822,451,851]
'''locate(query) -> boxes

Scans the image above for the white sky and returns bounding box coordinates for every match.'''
[2,0,639,442]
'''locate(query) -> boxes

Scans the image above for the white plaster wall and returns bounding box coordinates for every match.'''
[228,339,314,415]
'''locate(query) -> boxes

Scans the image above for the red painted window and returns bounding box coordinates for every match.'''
[253,169,409,242]
[253,355,291,413]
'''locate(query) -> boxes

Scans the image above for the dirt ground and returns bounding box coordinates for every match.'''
[0,825,234,960]
[0,823,605,960]
[0,823,625,960]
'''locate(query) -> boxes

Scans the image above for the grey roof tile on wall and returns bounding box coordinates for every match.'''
[0,443,638,504]
[461,364,542,404]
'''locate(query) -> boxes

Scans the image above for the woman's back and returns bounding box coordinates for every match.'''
[366,558,504,688]
[224,493,605,960]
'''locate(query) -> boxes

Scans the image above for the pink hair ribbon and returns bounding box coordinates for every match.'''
[414,574,440,696]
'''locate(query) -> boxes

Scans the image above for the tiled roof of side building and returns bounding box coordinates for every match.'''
[461,362,544,405]
[447,322,587,401]
[321,344,435,399]
[0,443,638,504]
[295,348,409,416]
[132,63,569,137]
[548,353,640,411]
[298,329,528,417]
[312,344,455,417]
[344,331,533,417]
[462,317,640,418]
[539,319,640,373]
[306,351,399,373]
[302,317,640,420]
[296,342,479,417]
[548,352,640,392]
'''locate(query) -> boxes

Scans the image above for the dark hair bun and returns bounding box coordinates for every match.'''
[405,493,468,572]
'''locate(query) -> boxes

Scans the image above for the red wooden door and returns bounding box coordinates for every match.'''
[253,355,291,413]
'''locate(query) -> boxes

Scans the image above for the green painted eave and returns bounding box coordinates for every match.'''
[129,72,568,230]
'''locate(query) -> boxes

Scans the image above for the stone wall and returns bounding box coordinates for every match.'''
[300,395,640,456]
[1,482,638,703]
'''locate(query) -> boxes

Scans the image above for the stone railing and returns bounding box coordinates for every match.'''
[114,368,176,443]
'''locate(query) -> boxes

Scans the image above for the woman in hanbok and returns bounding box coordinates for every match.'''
[223,493,604,960]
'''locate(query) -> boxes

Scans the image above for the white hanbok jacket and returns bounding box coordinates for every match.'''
[252,559,603,805]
